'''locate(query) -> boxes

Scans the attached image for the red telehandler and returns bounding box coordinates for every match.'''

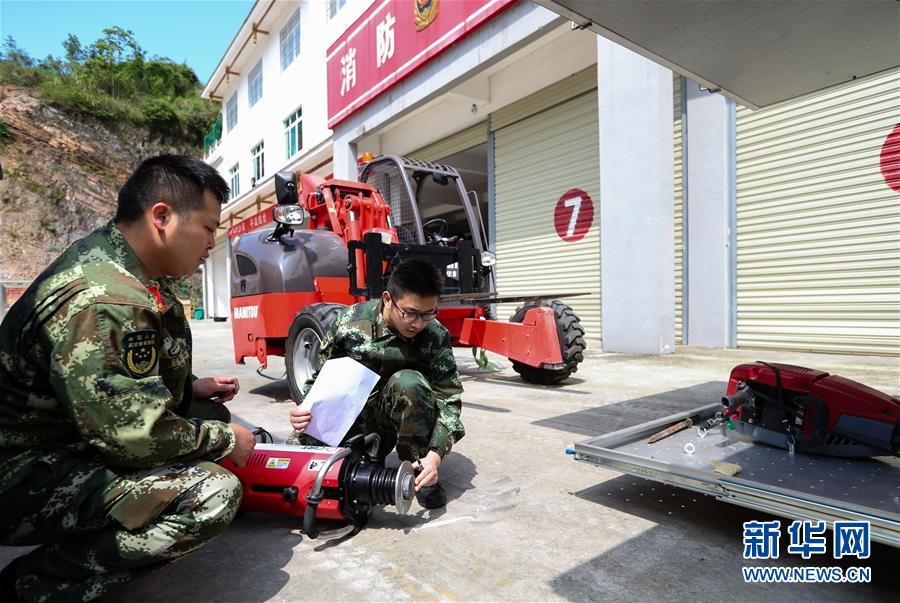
[228,155,586,401]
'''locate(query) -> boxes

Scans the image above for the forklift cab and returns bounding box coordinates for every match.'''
[357,155,495,297]
[359,155,490,252]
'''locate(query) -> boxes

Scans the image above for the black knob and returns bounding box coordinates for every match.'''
[283,486,299,503]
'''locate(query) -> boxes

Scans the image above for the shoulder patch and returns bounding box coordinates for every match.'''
[122,329,159,377]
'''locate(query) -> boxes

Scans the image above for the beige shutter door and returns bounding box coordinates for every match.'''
[411,122,488,163]
[492,68,601,337]
[674,74,685,345]
[735,68,900,355]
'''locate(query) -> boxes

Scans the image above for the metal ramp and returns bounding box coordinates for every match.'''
[573,403,900,547]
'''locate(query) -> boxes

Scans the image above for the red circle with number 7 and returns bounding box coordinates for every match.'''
[554,189,594,242]
[880,122,900,193]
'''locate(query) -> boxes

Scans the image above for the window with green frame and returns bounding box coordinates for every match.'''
[251,140,265,186]
[280,8,301,70]
[284,107,302,160]
[228,163,240,200]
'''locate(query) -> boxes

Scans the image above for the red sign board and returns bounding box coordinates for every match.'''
[553,189,594,243]
[228,206,274,238]
[326,0,517,129]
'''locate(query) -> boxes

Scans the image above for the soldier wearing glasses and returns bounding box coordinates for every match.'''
[288,259,464,509]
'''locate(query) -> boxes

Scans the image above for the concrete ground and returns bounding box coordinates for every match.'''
[2,320,898,601]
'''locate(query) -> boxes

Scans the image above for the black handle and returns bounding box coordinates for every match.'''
[303,494,322,539]
[346,239,368,296]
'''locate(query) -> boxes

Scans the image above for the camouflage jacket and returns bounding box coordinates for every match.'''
[0,221,235,492]
[305,299,465,456]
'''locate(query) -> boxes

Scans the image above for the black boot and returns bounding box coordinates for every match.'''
[0,558,21,603]
[416,482,447,509]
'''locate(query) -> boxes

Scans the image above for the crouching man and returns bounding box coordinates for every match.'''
[0,155,256,602]
[288,259,465,509]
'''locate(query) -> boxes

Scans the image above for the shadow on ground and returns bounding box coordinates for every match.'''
[249,378,292,402]
[458,367,592,394]
[533,381,727,437]
[364,451,479,534]
[106,512,299,603]
[105,454,478,600]
[549,475,900,601]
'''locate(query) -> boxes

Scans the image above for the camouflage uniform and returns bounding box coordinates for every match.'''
[0,221,241,602]
[287,299,465,461]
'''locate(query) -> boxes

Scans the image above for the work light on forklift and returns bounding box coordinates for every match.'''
[272,204,306,227]
[480,250,496,267]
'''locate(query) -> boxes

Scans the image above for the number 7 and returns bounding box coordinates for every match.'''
[564,197,582,238]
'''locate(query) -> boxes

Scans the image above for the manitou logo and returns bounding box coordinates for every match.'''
[233,306,259,320]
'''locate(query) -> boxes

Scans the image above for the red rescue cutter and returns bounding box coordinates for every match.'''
[220,434,415,539]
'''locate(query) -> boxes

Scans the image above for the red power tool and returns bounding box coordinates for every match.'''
[220,433,415,538]
[720,362,900,457]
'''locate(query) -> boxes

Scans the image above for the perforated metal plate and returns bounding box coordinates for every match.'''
[574,403,900,547]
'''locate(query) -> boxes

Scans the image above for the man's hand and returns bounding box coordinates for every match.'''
[414,450,441,490]
[225,423,256,467]
[193,376,240,403]
[289,407,312,434]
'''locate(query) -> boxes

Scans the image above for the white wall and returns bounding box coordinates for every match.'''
[208,243,229,319]
[208,0,344,208]
[598,37,675,354]
[201,0,374,318]
[685,81,736,347]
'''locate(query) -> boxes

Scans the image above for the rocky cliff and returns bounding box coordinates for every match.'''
[0,85,195,280]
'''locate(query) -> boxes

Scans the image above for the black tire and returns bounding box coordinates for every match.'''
[509,300,586,385]
[285,303,345,402]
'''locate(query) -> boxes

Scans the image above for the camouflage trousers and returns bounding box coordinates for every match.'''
[288,369,438,462]
[0,436,241,602]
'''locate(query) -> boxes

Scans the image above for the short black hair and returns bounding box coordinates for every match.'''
[115,154,229,223]
[387,259,444,299]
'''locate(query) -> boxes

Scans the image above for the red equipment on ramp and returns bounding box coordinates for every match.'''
[721,362,900,457]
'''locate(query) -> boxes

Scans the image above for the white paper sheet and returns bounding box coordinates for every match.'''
[298,357,380,446]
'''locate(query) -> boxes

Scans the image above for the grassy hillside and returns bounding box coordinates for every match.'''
[0,29,218,283]
[0,29,218,145]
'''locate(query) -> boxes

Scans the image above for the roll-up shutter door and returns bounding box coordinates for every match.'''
[492,67,601,337]
[411,122,488,163]
[735,68,900,355]
[674,74,684,345]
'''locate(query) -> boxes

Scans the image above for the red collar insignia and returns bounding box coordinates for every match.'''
[147,285,165,312]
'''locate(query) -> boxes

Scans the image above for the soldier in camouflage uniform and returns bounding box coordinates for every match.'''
[288,259,464,509]
[0,155,257,602]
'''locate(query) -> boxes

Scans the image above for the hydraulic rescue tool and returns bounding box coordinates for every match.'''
[220,433,415,538]
[720,362,900,457]
[570,362,900,547]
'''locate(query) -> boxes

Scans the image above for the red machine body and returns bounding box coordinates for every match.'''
[228,156,587,395]
[231,285,355,368]
[220,444,347,519]
[722,362,900,457]
[219,435,414,539]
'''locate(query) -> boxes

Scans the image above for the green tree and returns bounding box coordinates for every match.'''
[0,29,219,145]
[1,36,34,66]
[83,27,145,98]
[63,34,83,67]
